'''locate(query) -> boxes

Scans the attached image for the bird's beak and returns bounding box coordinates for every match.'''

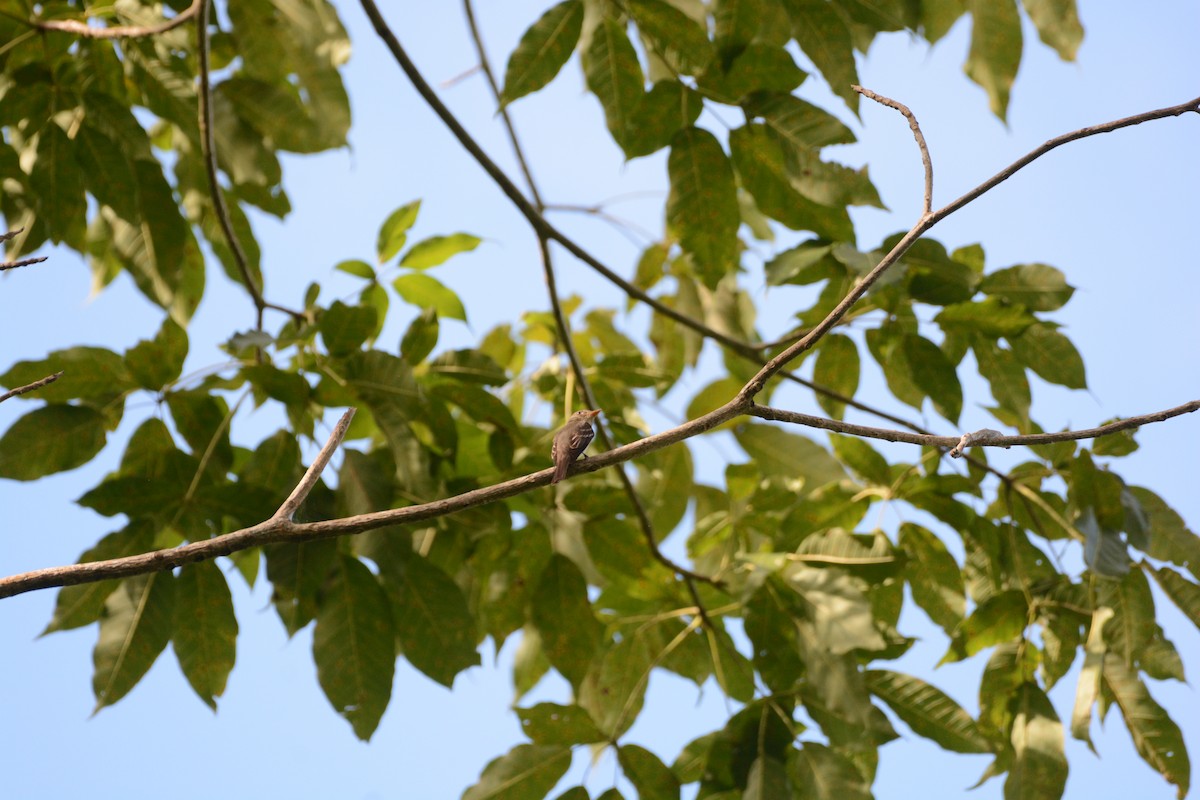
[586,410,601,419]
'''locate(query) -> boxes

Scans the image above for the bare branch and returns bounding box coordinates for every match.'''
[0,256,48,272]
[749,400,1200,457]
[1,227,25,243]
[0,371,63,404]
[274,408,356,520]
[854,85,934,215]
[28,0,201,39]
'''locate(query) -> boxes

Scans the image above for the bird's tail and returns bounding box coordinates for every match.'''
[551,458,570,484]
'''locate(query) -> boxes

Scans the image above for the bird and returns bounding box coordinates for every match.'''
[550,409,600,484]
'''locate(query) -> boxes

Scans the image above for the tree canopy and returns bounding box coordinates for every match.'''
[1,1,1198,798]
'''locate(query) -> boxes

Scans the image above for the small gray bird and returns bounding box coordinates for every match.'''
[551,409,600,484]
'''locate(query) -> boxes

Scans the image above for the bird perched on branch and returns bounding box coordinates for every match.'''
[551,409,600,484]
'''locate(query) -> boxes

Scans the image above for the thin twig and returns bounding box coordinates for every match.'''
[462,0,719,588]
[855,85,933,214]
[275,408,356,520]
[29,0,200,39]
[1,227,24,243]
[194,0,302,326]
[0,256,47,272]
[748,400,1200,456]
[0,371,63,404]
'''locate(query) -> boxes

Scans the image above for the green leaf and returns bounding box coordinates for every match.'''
[734,422,846,488]
[75,122,141,223]
[1102,655,1190,798]
[787,566,887,654]
[43,523,155,634]
[623,80,704,159]
[965,0,1023,120]
[697,43,806,104]
[319,300,378,356]
[1151,567,1200,632]
[531,555,603,690]
[785,0,860,111]
[1129,487,1200,580]
[829,435,891,486]
[1070,606,1111,749]
[392,273,467,321]
[400,308,440,365]
[667,127,740,287]
[583,16,645,149]
[0,404,108,480]
[266,539,337,635]
[745,92,856,148]
[902,333,963,422]
[745,756,789,800]
[980,263,1074,311]
[729,124,854,242]
[866,669,992,753]
[400,233,482,269]
[173,560,238,710]
[463,744,573,800]
[125,318,188,391]
[336,259,376,279]
[619,744,681,800]
[578,634,653,738]
[517,702,604,745]
[29,123,86,246]
[166,390,233,475]
[934,297,1037,338]
[376,199,420,263]
[313,555,396,740]
[426,349,508,385]
[629,0,713,75]
[899,523,966,634]
[812,334,859,419]
[378,553,480,687]
[1006,683,1068,800]
[765,240,836,286]
[943,589,1028,663]
[789,743,871,800]
[1022,0,1083,61]
[501,0,584,104]
[93,574,175,711]
[972,337,1030,423]
[1008,323,1086,389]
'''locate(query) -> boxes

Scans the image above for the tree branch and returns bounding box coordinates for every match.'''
[28,0,201,39]
[0,255,47,272]
[854,85,933,214]
[0,371,63,404]
[748,400,1200,456]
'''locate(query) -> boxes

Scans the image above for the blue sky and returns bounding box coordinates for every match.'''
[2,3,1198,798]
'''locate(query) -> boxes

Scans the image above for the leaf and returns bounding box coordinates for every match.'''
[29,123,86,246]
[400,308,440,365]
[829,435,891,486]
[463,744,573,800]
[965,0,1023,120]
[313,555,395,740]
[531,555,603,690]
[787,566,887,654]
[729,124,854,242]
[378,553,480,687]
[125,318,188,391]
[392,273,467,321]
[319,300,379,356]
[745,92,856,148]
[1129,487,1200,580]
[622,80,704,159]
[1,346,135,403]
[1070,606,1111,749]
[1006,683,1068,800]
[866,669,991,753]
[812,334,859,419]
[899,523,966,634]
[934,297,1037,338]
[426,349,508,385]
[734,422,846,488]
[93,574,175,711]
[1102,655,1191,798]
[980,263,1074,311]
[376,199,420,263]
[1151,567,1200,633]
[165,390,233,475]
[972,337,1030,423]
[902,333,963,423]
[786,0,860,111]
[789,743,871,800]
[1022,0,1083,61]
[666,127,740,287]
[619,744,681,800]
[501,0,584,104]
[1008,323,1086,389]
[400,233,482,269]
[517,702,604,745]
[0,404,108,480]
[173,560,238,710]
[629,0,712,75]
[943,590,1028,663]
[697,43,806,103]
[583,16,645,150]
[75,122,141,223]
